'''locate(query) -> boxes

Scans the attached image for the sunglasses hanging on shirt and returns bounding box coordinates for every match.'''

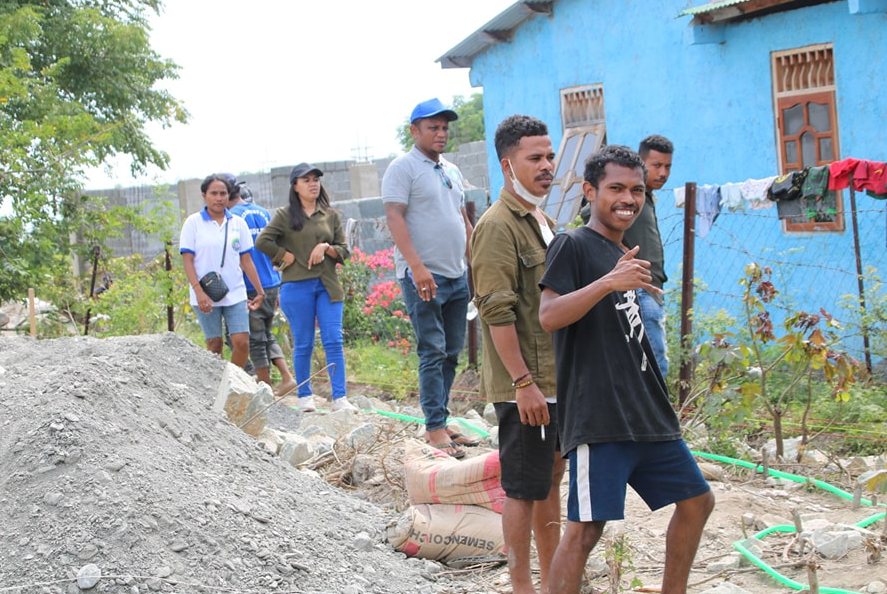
[434,163,453,190]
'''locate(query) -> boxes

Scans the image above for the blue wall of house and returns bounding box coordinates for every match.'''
[468,0,886,357]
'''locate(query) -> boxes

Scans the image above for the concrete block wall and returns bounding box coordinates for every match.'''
[350,162,381,199]
[444,140,490,193]
[86,140,490,258]
[333,197,391,257]
[333,188,488,259]
[268,158,396,208]
[91,184,179,261]
[177,178,203,218]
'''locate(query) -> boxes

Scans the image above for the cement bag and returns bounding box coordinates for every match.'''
[387,503,505,563]
[403,439,506,513]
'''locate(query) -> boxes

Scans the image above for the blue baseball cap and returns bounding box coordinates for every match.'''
[410,98,459,124]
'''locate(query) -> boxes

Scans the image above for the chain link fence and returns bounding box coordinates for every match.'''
[657,187,886,365]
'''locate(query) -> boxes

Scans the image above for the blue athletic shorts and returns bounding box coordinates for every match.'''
[195,300,250,339]
[566,440,710,522]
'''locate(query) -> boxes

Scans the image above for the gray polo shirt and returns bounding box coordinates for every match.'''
[381,146,467,279]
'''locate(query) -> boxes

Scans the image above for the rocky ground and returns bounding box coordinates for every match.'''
[0,334,478,593]
[0,333,884,594]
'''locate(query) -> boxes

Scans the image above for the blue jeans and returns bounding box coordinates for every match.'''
[637,288,668,378]
[401,271,469,431]
[279,279,347,399]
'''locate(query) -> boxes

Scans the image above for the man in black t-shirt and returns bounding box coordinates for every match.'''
[539,145,714,594]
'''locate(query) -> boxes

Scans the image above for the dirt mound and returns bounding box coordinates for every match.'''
[0,333,472,593]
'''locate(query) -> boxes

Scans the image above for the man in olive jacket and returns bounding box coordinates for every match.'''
[470,115,564,594]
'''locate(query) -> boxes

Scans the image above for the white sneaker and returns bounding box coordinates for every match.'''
[331,397,358,412]
[296,396,316,412]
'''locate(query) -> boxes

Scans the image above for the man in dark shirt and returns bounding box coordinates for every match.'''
[622,134,673,378]
[539,145,713,594]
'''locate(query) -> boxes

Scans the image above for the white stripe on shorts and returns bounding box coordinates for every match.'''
[576,444,593,521]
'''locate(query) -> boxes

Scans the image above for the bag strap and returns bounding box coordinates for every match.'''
[220,220,229,268]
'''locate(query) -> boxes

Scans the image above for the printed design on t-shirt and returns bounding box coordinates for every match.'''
[614,289,648,372]
[231,237,241,252]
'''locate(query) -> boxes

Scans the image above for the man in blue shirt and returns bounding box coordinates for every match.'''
[229,182,296,396]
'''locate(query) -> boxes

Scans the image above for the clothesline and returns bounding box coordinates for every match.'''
[670,157,886,238]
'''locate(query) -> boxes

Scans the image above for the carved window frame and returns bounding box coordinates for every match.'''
[772,44,843,232]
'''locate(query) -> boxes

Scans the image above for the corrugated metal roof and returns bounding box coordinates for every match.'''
[679,0,831,20]
[678,0,747,17]
[437,1,554,69]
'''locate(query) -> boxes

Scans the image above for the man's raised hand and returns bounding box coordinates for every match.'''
[605,245,662,295]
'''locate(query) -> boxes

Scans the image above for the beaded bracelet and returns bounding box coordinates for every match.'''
[513,377,535,389]
[511,372,534,389]
[510,372,531,387]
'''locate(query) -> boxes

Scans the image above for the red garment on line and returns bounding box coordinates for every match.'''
[828,157,860,191]
[852,160,887,195]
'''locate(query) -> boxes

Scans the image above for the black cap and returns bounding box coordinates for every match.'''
[219,172,237,187]
[289,163,323,185]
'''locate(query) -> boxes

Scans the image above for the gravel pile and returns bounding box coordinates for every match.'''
[0,333,476,594]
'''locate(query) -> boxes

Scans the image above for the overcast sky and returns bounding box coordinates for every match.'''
[84,0,514,189]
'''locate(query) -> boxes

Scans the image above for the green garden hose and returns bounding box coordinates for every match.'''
[370,409,491,438]
[692,451,882,507]
[693,450,885,593]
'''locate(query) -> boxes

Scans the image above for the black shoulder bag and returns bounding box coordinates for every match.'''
[198,221,231,302]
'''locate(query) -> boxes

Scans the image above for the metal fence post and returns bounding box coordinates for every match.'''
[678,182,697,408]
[165,242,175,332]
[83,245,101,336]
[848,187,873,374]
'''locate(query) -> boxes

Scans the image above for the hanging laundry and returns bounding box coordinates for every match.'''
[852,160,887,195]
[769,171,808,222]
[768,170,807,202]
[776,199,805,222]
[827,157,860,191]
[695,185,721,238]
[719,182,744,211]
[738,176,776,209]
[674,186,686,208]
[801,165,829,199]
[804,191,841,223]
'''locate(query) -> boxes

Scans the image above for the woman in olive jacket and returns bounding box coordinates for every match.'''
[256,163,353,413]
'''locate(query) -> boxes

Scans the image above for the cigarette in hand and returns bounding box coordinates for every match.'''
[540,425,546,441]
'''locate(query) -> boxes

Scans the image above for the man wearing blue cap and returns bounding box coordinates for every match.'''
[382,97,475,458]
